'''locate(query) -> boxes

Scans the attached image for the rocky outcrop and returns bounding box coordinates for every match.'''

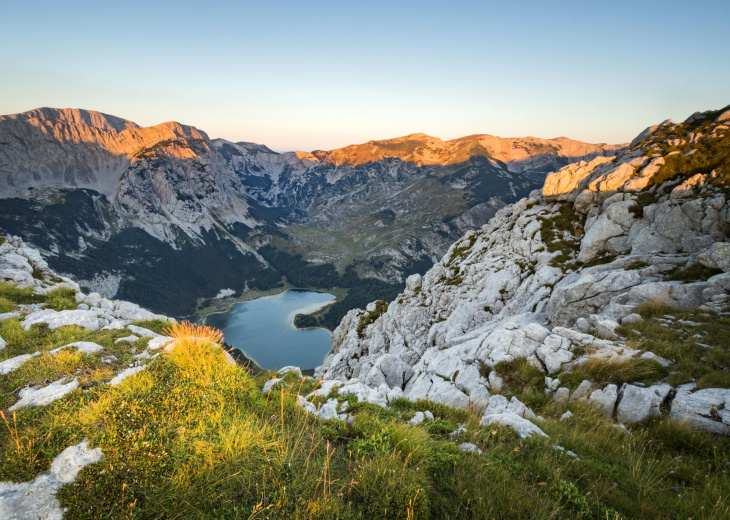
[316,107,730,436]
[615,383,672,424]
[698,242,730,272]
[670,384,730,435]
[0,439,103,520]
[1,236,172,329]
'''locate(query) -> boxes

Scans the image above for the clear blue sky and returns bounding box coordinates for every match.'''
[1,0,728,151]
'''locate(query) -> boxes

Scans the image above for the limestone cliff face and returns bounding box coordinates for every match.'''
[317,106,730,434]
[0,108,208,195]
[0,108,255,246]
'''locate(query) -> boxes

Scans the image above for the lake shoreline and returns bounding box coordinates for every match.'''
[205,290,337,371]
[197,285,343,327]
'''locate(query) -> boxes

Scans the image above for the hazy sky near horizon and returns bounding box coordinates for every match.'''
[1,0,728,151]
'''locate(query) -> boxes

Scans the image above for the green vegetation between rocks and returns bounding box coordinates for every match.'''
[2,333,729,519]
[1,287,730,519]
[664,263,723,283]
[0,281,77,311]
[539,204,585,270]
[628,106,730,188]
[558,358,668,391]
[617,302,730,390]
[495,358,545,394]
[357,300,389,337]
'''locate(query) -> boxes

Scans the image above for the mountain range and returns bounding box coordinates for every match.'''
[0,104,729,519]
[0,107,623,320]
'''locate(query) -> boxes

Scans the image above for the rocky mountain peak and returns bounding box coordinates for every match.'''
[304,131,625,171]
[0,107,140,133]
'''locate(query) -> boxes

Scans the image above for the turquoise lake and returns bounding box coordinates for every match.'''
[206,290,335,370]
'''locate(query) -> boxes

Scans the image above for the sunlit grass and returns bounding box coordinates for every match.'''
[0,317,727,519]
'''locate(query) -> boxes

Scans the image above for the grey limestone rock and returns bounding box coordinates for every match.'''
[296,395,318,415]
[698,242,730,272]
[458,442,482,454]
[109,366,146,386]
[0,352,39,375]
[571,380,595,401]
[278,366,303,378]
[589,384,618,417]
[262,378,283,394]
[115,334,139,344]
[22,309,104,331]
[621,313,642,325]
[484,395,536,420]
[49,341,104,355]
[10,379,80,411]
[554,387,570,404]
[0,439,103,520]
[482,413,548,439]
[616,383,672,424]
[410,411,426,425]
[670,384,730,435]
[126,325,163,338]
[317,399,339,421]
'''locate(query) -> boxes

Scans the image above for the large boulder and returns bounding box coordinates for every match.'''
[670,384,730,435]
[626,281,705,308]
[22,309,106,331]
[481,413,548,439]
[698,242,730,272]
[616,383,671,423]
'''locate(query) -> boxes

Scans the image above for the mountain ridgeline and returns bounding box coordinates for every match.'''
[0,108,623,320]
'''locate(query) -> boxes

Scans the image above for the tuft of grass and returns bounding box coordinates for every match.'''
[0,282,76,311]
[0,282,43,305]
[560,358,667,390]
[583,254,617,268]
[43,287,78,311]
[351,451,429,520]
[0,320,90,361]
[0,296,16,313]
[132,319,173,334]
[357,300,389,337]
[664,263,723,282]
[495,358,545,394]
[625,260,650,270]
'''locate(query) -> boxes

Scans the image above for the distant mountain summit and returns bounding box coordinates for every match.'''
[302,132,623,171]
[0,107,624,320]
